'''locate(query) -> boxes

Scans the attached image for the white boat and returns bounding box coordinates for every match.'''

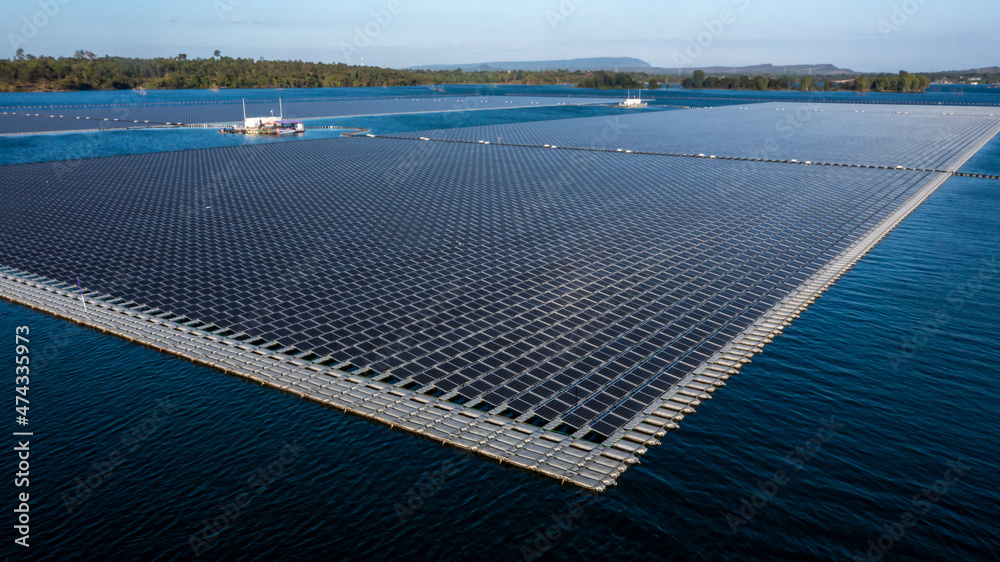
[619,89,647,108]
[220,98,305,135]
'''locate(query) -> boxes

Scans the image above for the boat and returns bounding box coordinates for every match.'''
[269,120,306,135]
[219,98,305,135]
[618,89,647,108]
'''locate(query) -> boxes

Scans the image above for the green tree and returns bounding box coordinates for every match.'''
[854,76,871,92]
[692,69,705,88]
[647,78,659,90]
[799,75,815,91]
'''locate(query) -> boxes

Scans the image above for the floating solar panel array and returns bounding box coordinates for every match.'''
[1,103,998,491]
[0,95,600,135]
[392,103,1000,171]
[0,112,153,135]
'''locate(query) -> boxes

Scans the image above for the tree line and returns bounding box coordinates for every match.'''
[0,53,668,92]
[681,69,932,92]
[574,70,644,90]
[0,53,939,94]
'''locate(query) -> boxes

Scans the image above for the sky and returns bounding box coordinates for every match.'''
[3,0,997,72]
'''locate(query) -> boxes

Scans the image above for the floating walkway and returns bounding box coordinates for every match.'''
[367,133,1000,180]
[0,110,214,136]
[0,110,373,138]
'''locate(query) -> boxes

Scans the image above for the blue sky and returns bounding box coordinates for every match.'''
[3,0,997,71]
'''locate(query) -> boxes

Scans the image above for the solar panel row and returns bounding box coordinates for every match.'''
[0,113,151,134]
[392,102,1000,171]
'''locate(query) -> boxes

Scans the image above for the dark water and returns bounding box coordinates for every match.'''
[0,89,998,561]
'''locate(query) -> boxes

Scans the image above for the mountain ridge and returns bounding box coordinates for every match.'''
[407,59,857,75]
[408,57,650,72]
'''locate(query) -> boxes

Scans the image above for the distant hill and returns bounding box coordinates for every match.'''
[666,64,855,76]
[926,66,999,75]
[407,59,856,76]
[408,57,651,72]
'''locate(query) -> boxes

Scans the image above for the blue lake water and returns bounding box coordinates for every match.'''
[0,104,675,166]
[1,83,998,109]
[0,87,997,561]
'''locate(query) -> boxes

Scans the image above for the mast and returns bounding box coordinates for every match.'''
[242,99,246,120]
[279,98,283,120]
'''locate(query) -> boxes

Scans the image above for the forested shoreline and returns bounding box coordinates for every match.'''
[0,53,938,94]
[680,69,932,92]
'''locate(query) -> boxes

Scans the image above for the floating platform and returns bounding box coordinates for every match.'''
[1,102,998,491]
